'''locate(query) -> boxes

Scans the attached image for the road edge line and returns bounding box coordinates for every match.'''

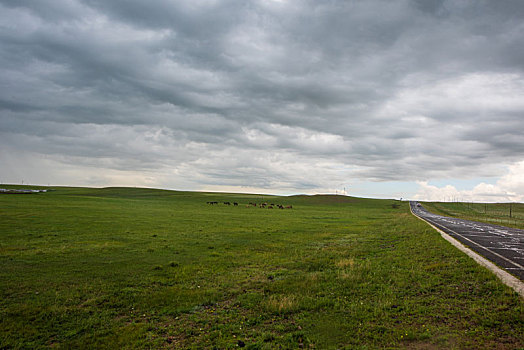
[409,203,524,299]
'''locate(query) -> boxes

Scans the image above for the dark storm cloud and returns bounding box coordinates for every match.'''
[1,0,524,191]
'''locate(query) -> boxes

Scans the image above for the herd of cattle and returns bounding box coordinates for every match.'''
[206,201,293,209]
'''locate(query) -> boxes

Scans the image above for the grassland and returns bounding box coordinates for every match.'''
[423,201,524,230]
[0,186,523,349]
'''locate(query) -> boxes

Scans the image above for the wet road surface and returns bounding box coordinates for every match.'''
[411,201,524,281]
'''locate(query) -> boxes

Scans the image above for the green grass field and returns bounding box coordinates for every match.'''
[423,201,524,229]
[1,186,523,349]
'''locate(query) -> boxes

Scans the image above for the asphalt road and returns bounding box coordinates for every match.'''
[410,201,524,281]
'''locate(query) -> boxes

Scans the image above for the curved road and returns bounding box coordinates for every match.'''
[410,201,524,281]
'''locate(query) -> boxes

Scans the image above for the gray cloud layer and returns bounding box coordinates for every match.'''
[2,0,524,193]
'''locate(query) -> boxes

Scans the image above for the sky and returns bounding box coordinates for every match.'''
[1,0,524,202]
